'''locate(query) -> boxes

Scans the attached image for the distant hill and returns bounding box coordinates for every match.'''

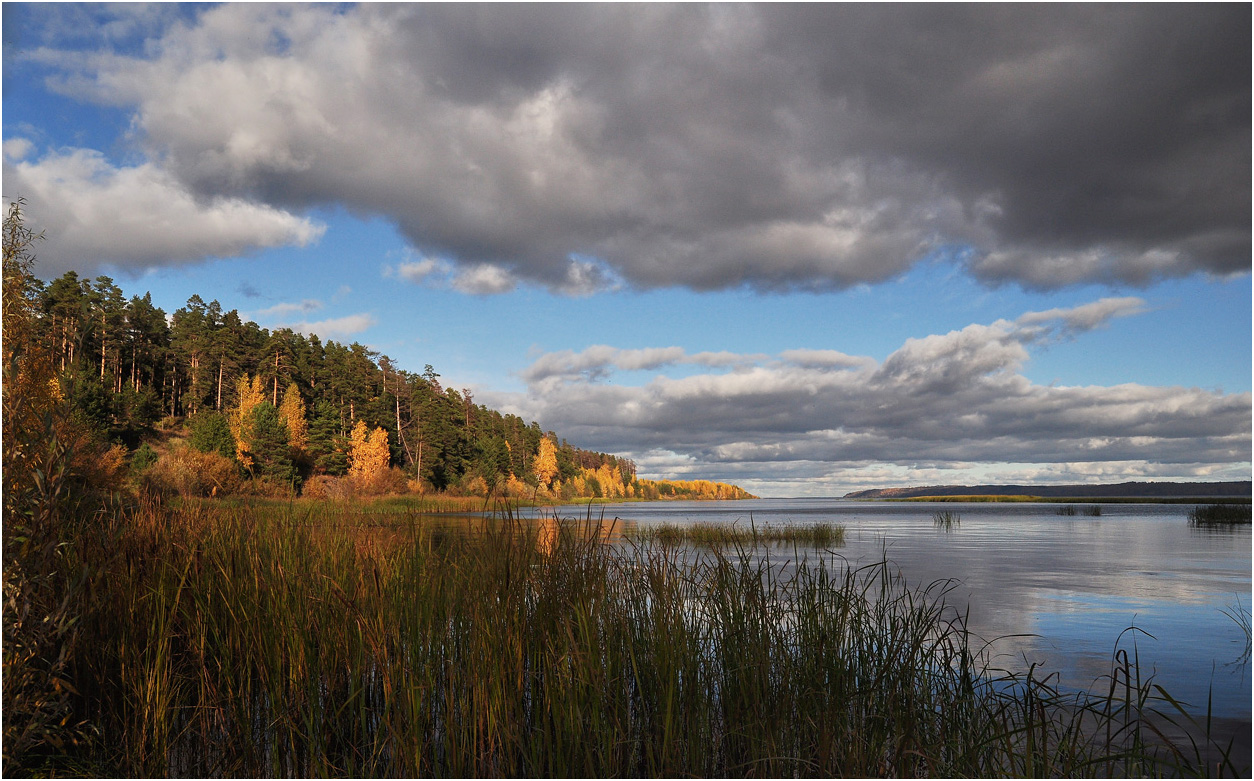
[844,481,1251,500]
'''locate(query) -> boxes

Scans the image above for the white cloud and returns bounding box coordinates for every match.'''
[3,137,34,162]
[252,299,323,319]
[1016,297,1147,337]
[281,313,377,340]
[391,256,451,284]
[487,299,1250,490]
[3,147,324,275]
[451,264,517,295]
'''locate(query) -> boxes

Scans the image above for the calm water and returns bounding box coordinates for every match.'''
[541,498,1252,723]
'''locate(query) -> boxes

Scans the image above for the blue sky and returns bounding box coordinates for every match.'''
[4,4,1249,496]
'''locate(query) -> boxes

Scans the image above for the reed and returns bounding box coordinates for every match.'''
[933,510,962,530]
[9,504,1245,777]
[1188,503,1252,526]
[627,520,845,549]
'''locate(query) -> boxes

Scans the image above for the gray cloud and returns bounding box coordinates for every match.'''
[484,300,1250,488]
[16,3,1249,289]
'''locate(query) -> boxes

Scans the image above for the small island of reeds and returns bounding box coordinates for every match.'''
[1189,503,1253,526]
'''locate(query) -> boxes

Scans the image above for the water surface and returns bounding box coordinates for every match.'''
[542,498,1252,724]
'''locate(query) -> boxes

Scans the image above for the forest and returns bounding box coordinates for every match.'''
[14,214,751,503]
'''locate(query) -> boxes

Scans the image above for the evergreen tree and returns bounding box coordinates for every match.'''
[308,400,348,476]
[188,411,237,460]
[245,402,294,484]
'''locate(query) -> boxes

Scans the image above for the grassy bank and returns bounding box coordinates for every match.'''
[5,500,1245,777]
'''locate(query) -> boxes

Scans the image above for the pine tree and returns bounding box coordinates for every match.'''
[246,402,294,484]
[188,411,236,460]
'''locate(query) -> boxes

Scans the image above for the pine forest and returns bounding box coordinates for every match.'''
[12,239,753,504]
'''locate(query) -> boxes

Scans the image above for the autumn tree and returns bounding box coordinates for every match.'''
[229,373,266,471]
[533,436,559,492]
[279,382,309,461]
[347,419,390,490]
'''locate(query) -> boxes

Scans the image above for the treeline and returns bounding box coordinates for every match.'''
[30,265,647,496]
[19,241,752,501]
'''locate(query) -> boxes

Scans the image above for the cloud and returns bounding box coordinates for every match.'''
[519,345,763,384]
[1016,297,1148,339]
[18,4,1247,290]
[391,256,451,284]
[2,146,324,275]
[451,264,517,296]
[388,253,618,297]
[251,299,324,319]
[3,137,35,162]
[485,299,1250,487]
[280,313,376,340]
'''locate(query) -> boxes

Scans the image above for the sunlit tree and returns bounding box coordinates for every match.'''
[279,382,309,459]
[347,419,390,488]
[229,373,266,471]
[533,436,559,491]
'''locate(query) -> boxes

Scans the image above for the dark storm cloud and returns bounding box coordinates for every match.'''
[12,3,1251,289]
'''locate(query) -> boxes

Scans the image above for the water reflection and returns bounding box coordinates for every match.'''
[536,499,1252,726]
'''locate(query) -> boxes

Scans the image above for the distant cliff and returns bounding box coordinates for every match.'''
[844,481,1252,500]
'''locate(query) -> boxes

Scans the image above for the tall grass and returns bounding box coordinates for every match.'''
[933,510,961,530]
[1189,503,1252,526]
[627,520,845,549]
[13,503,1248,777]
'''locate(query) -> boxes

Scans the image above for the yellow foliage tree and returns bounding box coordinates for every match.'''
[347,419,390,489]
[278,382,308,458]
[533,436,559,491]
[229,373,266,471]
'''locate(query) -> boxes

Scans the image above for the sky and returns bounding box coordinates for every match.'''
[2,3,1250,497]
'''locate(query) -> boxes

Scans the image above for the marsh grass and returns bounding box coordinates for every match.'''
[933,510,962,530]
[627,520,845,549]
[1189,503,1252,526]
[13,503,1248,777]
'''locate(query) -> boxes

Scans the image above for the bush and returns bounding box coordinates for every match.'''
[302,474,350,500]
[144,446,241,498]
[242,476,298,499]
[130,443,159,476]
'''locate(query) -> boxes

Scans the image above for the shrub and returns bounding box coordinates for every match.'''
[130,443,159,476]
[144,445,241,498]
[302,474,351,501]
